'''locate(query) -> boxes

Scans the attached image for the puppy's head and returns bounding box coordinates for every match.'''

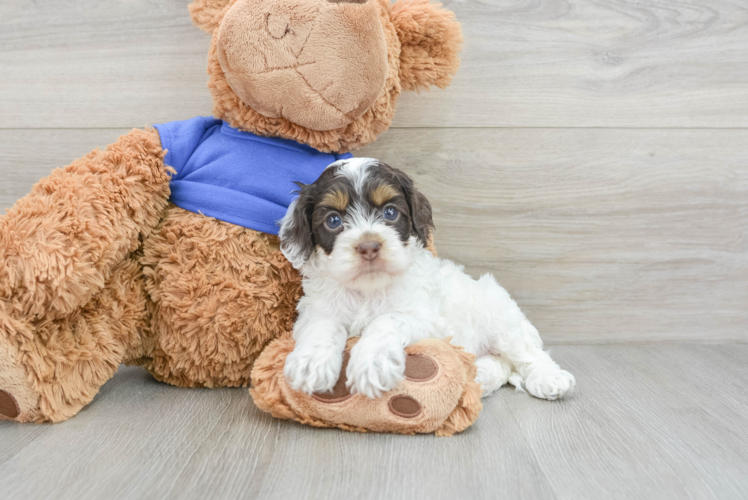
[280,158,433,290]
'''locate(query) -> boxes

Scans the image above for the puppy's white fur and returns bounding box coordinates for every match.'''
[281,158,575,400]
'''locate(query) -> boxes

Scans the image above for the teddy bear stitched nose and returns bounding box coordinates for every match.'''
[266,12,292,39]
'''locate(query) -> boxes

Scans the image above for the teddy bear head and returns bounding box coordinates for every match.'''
[189,0,462,153]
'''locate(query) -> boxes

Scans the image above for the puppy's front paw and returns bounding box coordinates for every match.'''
[525,369,576,401]
[346,341,406,398]
[284,346,343,395]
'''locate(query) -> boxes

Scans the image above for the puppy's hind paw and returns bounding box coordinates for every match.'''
[525,370,576,401]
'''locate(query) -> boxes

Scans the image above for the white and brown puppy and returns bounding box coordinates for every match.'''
[279,158,575,400]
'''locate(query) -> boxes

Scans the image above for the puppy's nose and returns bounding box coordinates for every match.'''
[356,241,381,261]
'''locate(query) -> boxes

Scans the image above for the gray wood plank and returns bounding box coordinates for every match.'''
[1,0,747,129]
[252,396,555,500]
[1,127,746,343]
[0,366,554,500]
[0,367,283,500]
[501,344,748,500]
[1,345,747,499]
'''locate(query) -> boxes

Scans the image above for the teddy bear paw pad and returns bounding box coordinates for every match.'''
[404,354,438,381]
[388,395,422,418]
[0,390,19,420]
[250,337,482,435]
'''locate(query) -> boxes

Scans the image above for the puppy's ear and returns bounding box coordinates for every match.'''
[392,168,434,246]
[279,183,316,269]
[189,0,231,33]
[390,0,463,92]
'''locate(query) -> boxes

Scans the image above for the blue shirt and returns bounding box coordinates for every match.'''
[154,117,352,234]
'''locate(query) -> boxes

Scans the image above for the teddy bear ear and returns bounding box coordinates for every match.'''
[390,0,464,92]
[189,0,232,33]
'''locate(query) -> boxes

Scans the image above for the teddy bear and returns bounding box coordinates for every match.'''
[0,0,476,434]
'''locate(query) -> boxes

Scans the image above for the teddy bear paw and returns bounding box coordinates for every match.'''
[312,351,440,420]
[251,337,483,435]
[0,390,20,420]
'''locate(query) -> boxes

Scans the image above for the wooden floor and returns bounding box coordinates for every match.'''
[1,344,747,500]
[2,1,748,499]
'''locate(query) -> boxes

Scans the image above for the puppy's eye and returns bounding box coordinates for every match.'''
[326,214,342,229]
[383,207,399,221]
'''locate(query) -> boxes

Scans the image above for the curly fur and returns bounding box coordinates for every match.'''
[137,205,301,388]
[0,128,169,320]
[189,0,231,33]
[0,128,169,422]
[391,0,463,92]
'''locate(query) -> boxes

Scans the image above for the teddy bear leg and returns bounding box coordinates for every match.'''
[0,326,39,421]
[135,206,301,388]
[0,257,153,423]
[0,128,171,422]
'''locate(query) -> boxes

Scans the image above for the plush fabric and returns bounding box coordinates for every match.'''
[136,205,302,388]
[155,117,352,234]
[251,337,482,436]
[0,129,169,422]
[0,0,465,434]
[216,0,389,131]
[391,0,463,92]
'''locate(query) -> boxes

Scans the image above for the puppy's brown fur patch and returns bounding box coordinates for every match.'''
[320,189,349,211]
[370,184,399,206]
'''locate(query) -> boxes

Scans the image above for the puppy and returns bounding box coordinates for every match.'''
[279,158,575,401]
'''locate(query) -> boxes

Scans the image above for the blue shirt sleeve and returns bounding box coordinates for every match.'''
[154,116,221,177]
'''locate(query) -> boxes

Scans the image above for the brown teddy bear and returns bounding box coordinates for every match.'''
[0,0,477,434]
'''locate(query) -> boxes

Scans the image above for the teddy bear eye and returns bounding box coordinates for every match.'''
[383,207,399,221]
[326,214,342,229]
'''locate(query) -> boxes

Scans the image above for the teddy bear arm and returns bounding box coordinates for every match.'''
[250,337,482,435]
[0,127,171,320]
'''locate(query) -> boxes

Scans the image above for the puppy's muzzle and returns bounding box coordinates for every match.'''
[356,241,381,261]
